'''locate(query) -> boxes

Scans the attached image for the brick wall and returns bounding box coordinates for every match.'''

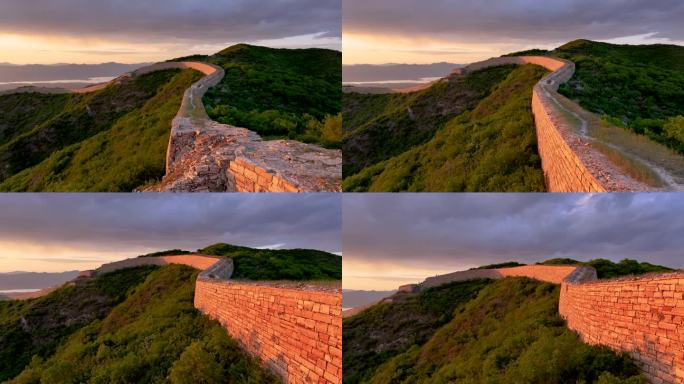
[229,158,300,192]
[560,273,684,383]
[195,279,342,384]
[419,265,579,290]
[498,265,579,284]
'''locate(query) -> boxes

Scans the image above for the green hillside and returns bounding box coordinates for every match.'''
[199,243,342,281]
[555,40,684,154]
[1,265,276,384]
[0,69,202,192]
[344,278,645,384]
[343,64,547,191]
[343,65,517,178]
[188,44,342,148]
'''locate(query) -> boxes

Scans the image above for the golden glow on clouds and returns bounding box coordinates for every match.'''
[0,241,139,272]
[0,33,181,64]
[0,32,340,65]
[343,257,476,290]
[343,32,533,65]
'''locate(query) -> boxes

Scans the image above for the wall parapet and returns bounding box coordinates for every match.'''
[560,272,684,383]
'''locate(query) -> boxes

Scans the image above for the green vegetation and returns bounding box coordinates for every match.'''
[199,243,341,281]
[346,278,645,384]
[343,65,547,191]
[343,65,518,178]
[4,265,276,384]
[343,279,492,383]
[556,39,684,154]
[475,261,525,269]
[0,69,202,191]
[0,266,157,381]
[540,258,674,279]
[195,44,341,148]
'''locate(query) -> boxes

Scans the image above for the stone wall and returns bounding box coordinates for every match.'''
[419,265,578,290]
[460,56,615,192]
[94,254,221,275]
[195,278,342,384]
[560,273,684,383]
[497,265,579,284]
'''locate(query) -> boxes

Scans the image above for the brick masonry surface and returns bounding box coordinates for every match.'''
[195,279,342,384]
[560,273,684,383]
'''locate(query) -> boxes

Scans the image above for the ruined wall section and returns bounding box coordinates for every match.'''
[560,273,684,383]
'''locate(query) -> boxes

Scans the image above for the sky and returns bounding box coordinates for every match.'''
[343,0,684,64]
[0,0,341,64]
[0,194,341,273]
[344,194,684,290]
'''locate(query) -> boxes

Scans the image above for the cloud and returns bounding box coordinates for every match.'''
[0,194,342,256]
[343,193,684,273]
[0,0,340,43]
[344,0,684,45]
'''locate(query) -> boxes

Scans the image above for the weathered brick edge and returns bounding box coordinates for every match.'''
[560,272,684,383]
[460,56,609,192]
[93,255,342,384]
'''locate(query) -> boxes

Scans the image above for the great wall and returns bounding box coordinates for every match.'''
[10,255,342,384]
[455,56,684,192]
[4,62,342,192]
[345,264,684,383]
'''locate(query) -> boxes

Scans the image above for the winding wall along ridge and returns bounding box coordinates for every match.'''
[3,62,341,192]
[22,255,342,384]
[458,56,649,192]
[355,264,683,383]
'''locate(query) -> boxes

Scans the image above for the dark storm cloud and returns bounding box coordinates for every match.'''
[0,0,340,42]
[0,194,341,254]
[343,194,684,270]
[344,0,684,43]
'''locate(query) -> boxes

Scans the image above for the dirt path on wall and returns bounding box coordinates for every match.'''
[547,88,684,191]
[532,58,684,191]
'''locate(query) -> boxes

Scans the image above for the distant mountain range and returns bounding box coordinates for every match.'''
[0,270,79,290]
[343,289,395,308]
[0,62,150,83]
[343,62,462,82]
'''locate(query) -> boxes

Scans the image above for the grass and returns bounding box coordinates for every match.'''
[343,65,518,178]
[343,65,548,192]
[199,243,341,281]
[343,279,493,384]
[5,265,277,384]
[0,69,202,192]
[555,39,684,155]
[355,278,645,384]
[0,266,158,381]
